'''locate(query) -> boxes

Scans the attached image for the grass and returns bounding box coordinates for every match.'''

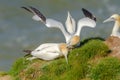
[0,72,8,77]
[4,38,120,80]
[90,57,120,80]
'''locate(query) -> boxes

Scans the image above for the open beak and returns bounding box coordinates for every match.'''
[103,17,114,23]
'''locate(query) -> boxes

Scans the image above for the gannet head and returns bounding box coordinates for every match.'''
[67,35,80,48]
[103,14,120,23]
[59,43,69,64]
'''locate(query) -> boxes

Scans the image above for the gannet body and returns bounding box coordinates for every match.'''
[24,43,69,64]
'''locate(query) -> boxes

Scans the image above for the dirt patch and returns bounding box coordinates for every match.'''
[0,75,12,80]
[104,36,120,59]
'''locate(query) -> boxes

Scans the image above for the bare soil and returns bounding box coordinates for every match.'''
[104,36,120,59]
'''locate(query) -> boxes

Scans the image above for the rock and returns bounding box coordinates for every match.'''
[105,36,120,58]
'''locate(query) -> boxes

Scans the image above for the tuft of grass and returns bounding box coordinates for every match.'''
[38,39,109,80]
[0,72,8,77]
[8,57,30,79]
[90,57,120,80]
[70,39,109,62]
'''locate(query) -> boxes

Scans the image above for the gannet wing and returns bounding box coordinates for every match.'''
[65,11,76,34]
[33,43,58,52]
[75,17,96,36]
[77,18,96,28]
[21,6,46,22]
[22,6,64,28]
[22,6,71,43]
[32,51,59,60]
[82,8,96,22]
[32,44,60,57]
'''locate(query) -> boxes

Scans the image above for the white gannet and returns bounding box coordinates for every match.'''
[67,8,96,47]
[68,17,96,47]
[103,14,120,38]
[23,43,69,64]
[22,7,96,48]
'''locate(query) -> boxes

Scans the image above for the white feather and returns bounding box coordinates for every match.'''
[75,17,96,36]
[32,15,41,21]
[65,12,76,34]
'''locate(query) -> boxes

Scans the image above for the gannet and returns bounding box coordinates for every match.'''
[103,14,120,38]
[22,6,96,48]
[23,43,69,64]
[67,8,96,48]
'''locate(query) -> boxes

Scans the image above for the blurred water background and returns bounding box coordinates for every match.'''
[0,0,120,71]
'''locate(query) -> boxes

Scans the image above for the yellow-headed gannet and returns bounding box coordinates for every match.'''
[23,43,69,64]
[103,14,120,38]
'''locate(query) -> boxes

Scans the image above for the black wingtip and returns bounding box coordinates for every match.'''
[82,8,96,21]
[21,6,33,13]
[28,6,46,22]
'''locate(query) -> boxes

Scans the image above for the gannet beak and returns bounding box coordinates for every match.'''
[103,17,114,23]
[64,54,68,64]
[68,11,71,17]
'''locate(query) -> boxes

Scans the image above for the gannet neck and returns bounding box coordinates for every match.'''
[69,35,80,47]
[111,21,120,35]
[75,17,96,36]
[59,43,68,53]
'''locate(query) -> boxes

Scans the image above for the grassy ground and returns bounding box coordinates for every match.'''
[1,38,120,80]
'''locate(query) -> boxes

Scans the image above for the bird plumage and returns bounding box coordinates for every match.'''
[22,6,96,48]
[103,14,120,38]
[24,43,69,64]
[65,11,76,34]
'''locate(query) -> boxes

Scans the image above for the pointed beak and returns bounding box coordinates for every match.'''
[64,54,68,64]
[103,17,114,23]
[68,11,71,17]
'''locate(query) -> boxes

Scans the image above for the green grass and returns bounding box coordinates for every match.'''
[9,58,29,76]
[8,57,31,80]
[90,57,120,80]
[0,72,8,77]
[6,38,120,80]
[37,39,109,80]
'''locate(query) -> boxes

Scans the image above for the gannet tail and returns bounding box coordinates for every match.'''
[23,50,32,54]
